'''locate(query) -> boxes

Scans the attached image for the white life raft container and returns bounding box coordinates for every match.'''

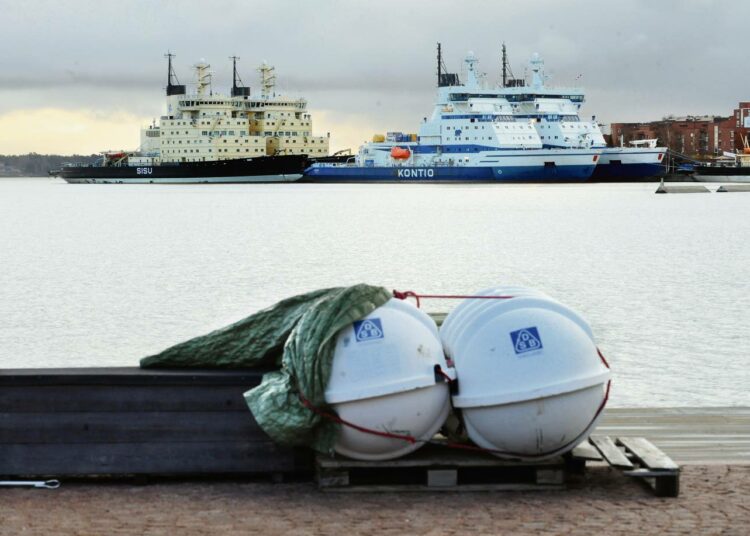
[441,287,611,460]
[324,298,454,460]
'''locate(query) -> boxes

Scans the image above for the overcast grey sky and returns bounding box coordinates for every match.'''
[1,0,747,153]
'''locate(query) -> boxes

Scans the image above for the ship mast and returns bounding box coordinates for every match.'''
[230,56,251,97]
[500,43,521,88]
[164,51,186,96]
[166,52,177,88]
[258,62,276,99]
[437,42,442,87]
[436,42,460,87]
[194,61,212,96]
[501,43,507,88]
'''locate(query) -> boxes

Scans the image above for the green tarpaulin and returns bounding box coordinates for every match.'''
[140,284,392,454]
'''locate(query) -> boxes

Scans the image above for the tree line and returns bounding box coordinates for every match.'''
[0,153,99,176]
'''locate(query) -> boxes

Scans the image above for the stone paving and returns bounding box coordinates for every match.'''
[1,465,748,535]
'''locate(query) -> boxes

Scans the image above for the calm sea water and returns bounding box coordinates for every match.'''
[1,177,748,407]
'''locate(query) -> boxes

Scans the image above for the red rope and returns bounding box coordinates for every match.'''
[393,289,515,308]
[299,392,417,444]
[300,376,612,459]
[597,348,610,369]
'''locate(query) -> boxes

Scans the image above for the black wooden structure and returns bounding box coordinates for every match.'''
[0,368,310,478]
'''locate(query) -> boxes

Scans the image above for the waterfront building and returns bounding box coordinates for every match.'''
[611,102,750,157]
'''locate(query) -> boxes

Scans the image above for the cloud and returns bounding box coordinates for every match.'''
[0,108,149,155]
[1,0,749,154]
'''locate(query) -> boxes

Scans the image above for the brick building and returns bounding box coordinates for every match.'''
[610,102,750,157]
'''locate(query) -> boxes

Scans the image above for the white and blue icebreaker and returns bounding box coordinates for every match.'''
[498,52,666,181]
[305,52,602,182]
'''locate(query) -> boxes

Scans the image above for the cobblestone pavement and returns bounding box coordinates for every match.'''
[1,465,748,535]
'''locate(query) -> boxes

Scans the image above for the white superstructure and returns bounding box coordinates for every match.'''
[307,51,601,182]
[145,55,329,164]
[496,50,666,180]
[357,52,550,167]
[498,53,605,149]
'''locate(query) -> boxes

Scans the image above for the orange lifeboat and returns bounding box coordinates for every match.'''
[390,146,411,160]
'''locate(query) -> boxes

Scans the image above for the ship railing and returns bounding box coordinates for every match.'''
[313,160,475,168]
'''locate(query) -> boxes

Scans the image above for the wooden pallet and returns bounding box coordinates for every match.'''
[571,435,680,497]
[316,445,567,492]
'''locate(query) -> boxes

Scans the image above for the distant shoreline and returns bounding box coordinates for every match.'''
[0,153,98,177]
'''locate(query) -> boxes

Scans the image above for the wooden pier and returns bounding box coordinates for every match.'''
[1,368,748,479]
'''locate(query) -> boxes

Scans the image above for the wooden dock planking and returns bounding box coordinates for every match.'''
[596,407,750,464]
[589,436,633,469]
[617,437,680,471]
[572,436,681,497]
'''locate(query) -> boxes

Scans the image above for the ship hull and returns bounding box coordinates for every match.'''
[590,148,667,182]
[693,166,750,183]
[53,155,307,184]
[304,164,597,182]
[305,149,601,183]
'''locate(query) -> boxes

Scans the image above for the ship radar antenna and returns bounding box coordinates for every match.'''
[258,61,276,99]
[194,60,212,97]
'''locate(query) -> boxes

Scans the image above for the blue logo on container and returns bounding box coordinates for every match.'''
[353,318,384,342]
[510,327,543,355]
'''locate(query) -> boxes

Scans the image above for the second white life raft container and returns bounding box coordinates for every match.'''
[441,286,611,460]
[324,298,455,460]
